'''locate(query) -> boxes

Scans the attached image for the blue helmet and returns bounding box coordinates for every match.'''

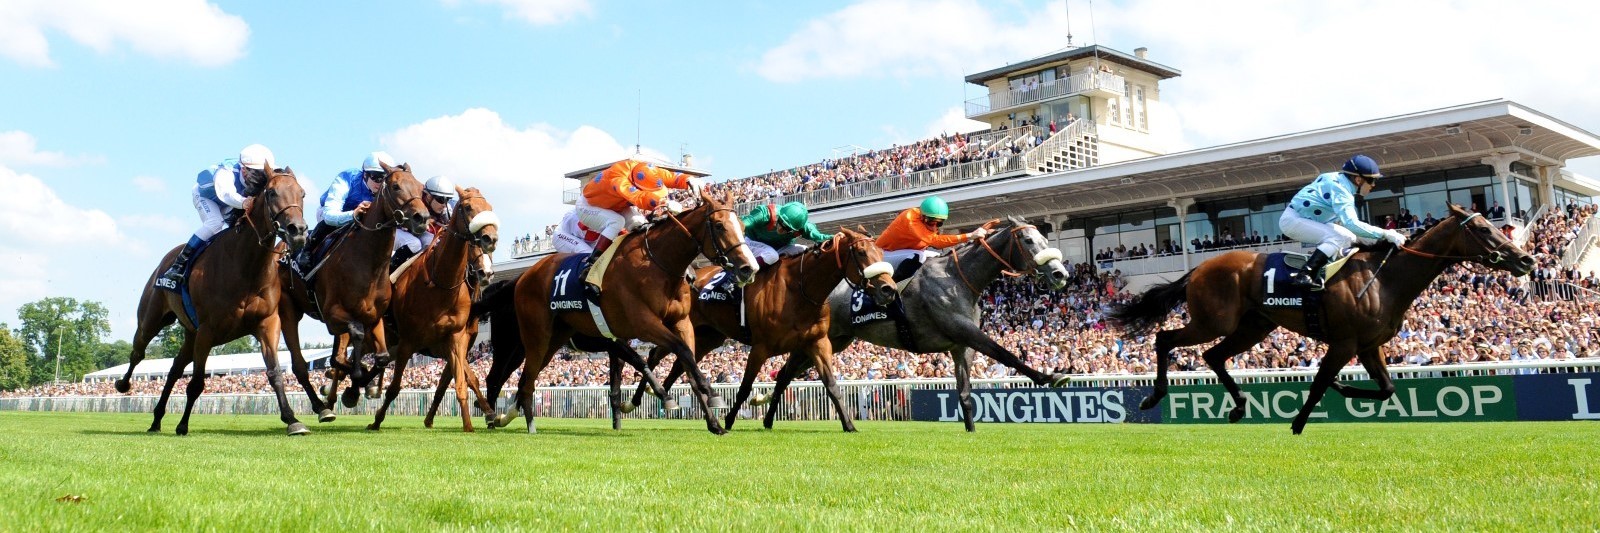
[1341,154,1382,179]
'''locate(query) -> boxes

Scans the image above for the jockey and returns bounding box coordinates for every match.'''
[577,158,705,260]
[157,143,275,290]
[741,201,833,266]
[390,175,457,270]
[295,151,393,273]
[551,210,602,254]
[875,195,989,279]
[1280,154,1407,291]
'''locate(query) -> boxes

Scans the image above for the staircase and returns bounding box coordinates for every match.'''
[1024,119,1098,174]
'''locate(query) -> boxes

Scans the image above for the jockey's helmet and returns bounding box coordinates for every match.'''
[920,196,949,220]
[362,151,396,173]
[425,175,458,199]
[239,144,273,170]
[1341,154,1383,180]
[777,202,809,231]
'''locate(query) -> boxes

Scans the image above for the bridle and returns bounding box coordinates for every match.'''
[422,190,492,293]
[243,175,301,253]
[644,203,746,274]
[1397,212,1516,265]
[795,232,875,307]
[354,169,423,233]
[950,225,1046,296]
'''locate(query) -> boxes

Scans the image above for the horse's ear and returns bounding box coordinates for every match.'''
[1008,215,1024,226]
[857,224,870,234]
[282,166,294,176]
[400,162,411,173]
[456,185,467,198]
[380,161,395,173]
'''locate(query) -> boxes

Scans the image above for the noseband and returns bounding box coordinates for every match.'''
[243,179,300,252]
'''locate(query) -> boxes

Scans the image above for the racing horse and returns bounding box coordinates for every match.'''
[1108,205,1534,434]
[278,162,430,422]
[367,187,499,432]
[759,218,1070,432]
[119,166,309,435]
[474,189,759,434]
[628,227,899,431]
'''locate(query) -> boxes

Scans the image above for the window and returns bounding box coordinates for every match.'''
[1135,85,1148,131]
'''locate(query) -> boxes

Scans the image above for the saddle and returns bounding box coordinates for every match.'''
[848,288,922,353]
[1262,249,1355,341]
[169,239,215,329]
[297,225,356,282]
[549,253,617,339]
[696,271,750,343]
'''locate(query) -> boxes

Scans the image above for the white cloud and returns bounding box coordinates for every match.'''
[0,248,48,320]
[442,0,592,26]
[0,130,79,166]
[923,107,990,139]
[131,176,166,194]
[0,0,248,67]
[756,0,1066,83]
[381,108,663,260]
[0,165,121,246]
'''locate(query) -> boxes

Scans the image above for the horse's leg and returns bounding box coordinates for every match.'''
[610,340,669,412]
[362,322,391,398]
[323,333,349,408]
[425,360,451,428]
[1141,325,1226,410]
[657,318,726,435]
[446,331,480,432]
[174,332,213,436]
[507,326,567,433]
[341,326,375,408]
[118,298,173,394]
[149,334,194,433]
[1331,346,1397,401]
[1291,341,1357,435]
[762,354,813,430]
[627,345,672,408]
[805,339,857,432]
[944,320,1065,387]
[1199,318,1276,423]
[281,312,331,422]
[608,347,625,430]
[256,318,309,436]
[724,343,767,431]
[952,346,977,432]
[367,339,411,431]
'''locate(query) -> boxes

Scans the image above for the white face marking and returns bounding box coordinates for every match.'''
[724,210,759,270]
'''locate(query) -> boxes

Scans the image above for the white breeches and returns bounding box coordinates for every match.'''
[745,239,806,265]
[393,229,434,254]
[553,230,594,254]
[191,185,228,241]
[882,249,929,271]
[576,197,645,240]
[1280,208,1371,257]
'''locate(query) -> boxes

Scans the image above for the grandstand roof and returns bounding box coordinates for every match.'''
[965,44,1183,85]
[83,349,334,382]
[811,99,1600,228]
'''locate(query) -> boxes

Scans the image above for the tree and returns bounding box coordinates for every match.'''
[94,340,132,369]
[0,325,30,391]
[213,335,258,356]
[15,297,111,384]
[147,324,186,360]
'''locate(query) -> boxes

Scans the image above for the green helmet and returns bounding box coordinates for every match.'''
[777,202,809,231]
[920,196,949,219]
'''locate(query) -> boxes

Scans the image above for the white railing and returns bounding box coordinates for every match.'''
[965,71,1126,118]
[562,185,582,205]
[1561,213,1600,267]
[1024,119,1097,174]
[5,360,1595,421]
[1096,239,1311,277]
[732,151,1031,215]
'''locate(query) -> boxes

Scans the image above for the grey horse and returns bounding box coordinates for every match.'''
[754,217,1072,432]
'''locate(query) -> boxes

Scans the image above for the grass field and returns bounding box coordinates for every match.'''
[0,412,1596,530]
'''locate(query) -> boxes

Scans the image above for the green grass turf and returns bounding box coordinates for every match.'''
[0,412,1595,531]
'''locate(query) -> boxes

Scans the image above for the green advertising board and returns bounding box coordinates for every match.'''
[1163,375,1517,423]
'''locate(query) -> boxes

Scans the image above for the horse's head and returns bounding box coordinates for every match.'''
[451,187,499,254]
[827,226,897,306]
[254,167,309,253]
[1436,204,1535,276]
[689,188,759,285]
[377,162,430,236]
[993,216,1068,289]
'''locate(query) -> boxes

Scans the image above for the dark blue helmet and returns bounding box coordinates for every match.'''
[1341,154,1382,179]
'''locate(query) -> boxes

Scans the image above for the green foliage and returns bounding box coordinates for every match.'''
[14,297,111,384]
[212,336,258,356]
[0,326,29,390]
[0,415,1595,529]
[148,324,186,360]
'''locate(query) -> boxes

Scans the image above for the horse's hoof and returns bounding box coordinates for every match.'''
[526,423,537,434]
[114,379,130,394]
[1049,373,1072,387]
[287,422,310,436]
[319,384,332,397]
[708,396,728,409]
[365,385,381,399]
[1228,407,1245,423]
[708,426,728,436]
[340,388,360,408]
[663,399,679,410]
[146,425,160,433]
[175,426,189,436]
[749,393,770,406]
[317,409,337,423]
[1139,396,1162,411]
[618,402,635,414]
[494,413,513,427]
[424,419,435,429]
[366,423,381,431]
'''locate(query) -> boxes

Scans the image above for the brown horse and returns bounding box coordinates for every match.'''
[278,162,430,422]
[475,189,759,434]
[630,227,898,431]
[1109,205,1534,434]
[368,187,499,432]
[119,167,309,435]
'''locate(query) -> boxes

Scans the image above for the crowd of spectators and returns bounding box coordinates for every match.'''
[509,225,559,257]
[7,202,1597,399]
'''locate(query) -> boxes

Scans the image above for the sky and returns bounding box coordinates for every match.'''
[2,0,1598,345]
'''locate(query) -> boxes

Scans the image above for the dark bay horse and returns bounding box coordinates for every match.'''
[1109,205,1534,434]
[629,227,899,431]
[279,162,430,422]
[765,219,1070,432]
[368,187,499,432]
[475,189,759,434]
[119,167,309,435]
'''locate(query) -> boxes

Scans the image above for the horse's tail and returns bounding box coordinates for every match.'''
[1106,271,1192,337]
[471,279,524,383]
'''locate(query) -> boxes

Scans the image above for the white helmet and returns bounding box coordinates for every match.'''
[239,144,273,170]
[424,175,458,199]
[361,151,396,173]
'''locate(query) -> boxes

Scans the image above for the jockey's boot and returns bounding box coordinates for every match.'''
[582,235,614,299]
[156,236,204,292]
[389,246,417,273]
[297,223,334,274]
[1289,249,1331,291]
